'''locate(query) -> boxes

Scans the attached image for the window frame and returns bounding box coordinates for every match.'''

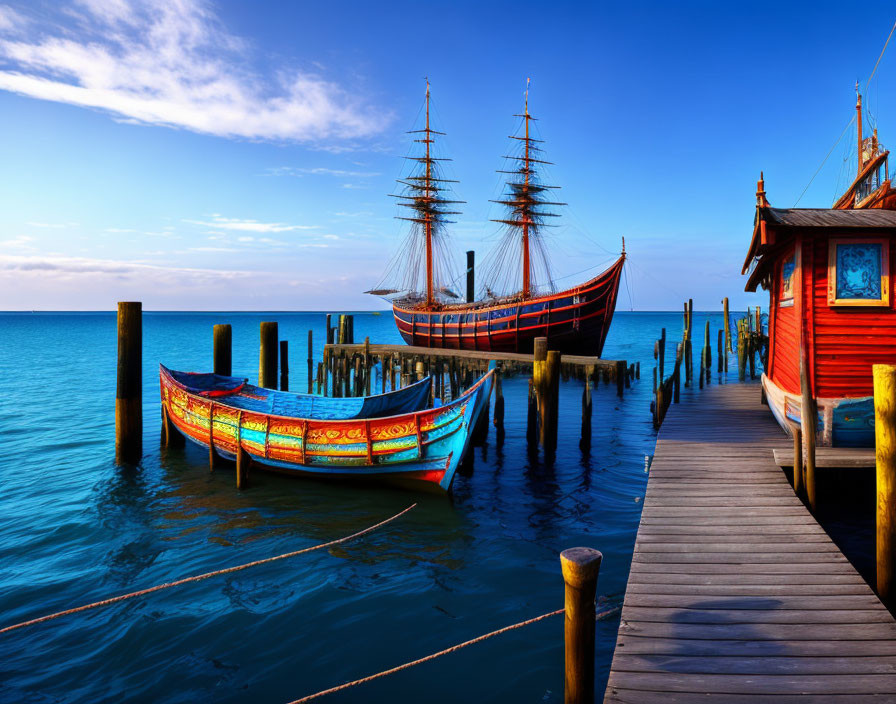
[827,237,890,307]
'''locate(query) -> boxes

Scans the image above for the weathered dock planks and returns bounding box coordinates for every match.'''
[604,382,896,703]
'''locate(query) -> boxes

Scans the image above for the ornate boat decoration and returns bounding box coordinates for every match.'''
[369,82,625,356]
[159,363,495,491]
[744,88,896,447]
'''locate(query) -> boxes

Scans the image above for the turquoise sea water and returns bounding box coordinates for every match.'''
[0,310,738,703]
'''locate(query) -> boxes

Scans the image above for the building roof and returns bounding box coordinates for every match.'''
[761,207,896,228]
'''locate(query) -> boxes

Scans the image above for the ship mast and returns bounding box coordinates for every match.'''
[490,79,565,299]
[386,80,463,305]
[522,80,531,298]
[857,84,864,175]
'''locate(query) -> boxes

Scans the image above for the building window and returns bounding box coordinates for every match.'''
[827,239,889,306]
[780,253,795,307]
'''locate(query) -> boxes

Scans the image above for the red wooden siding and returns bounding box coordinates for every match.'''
[810,232,896,398]
[769,255,800,394]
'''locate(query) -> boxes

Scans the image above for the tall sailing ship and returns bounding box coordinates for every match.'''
[369,82,625,356]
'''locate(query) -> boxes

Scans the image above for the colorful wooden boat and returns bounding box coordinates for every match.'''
[160,366,433,420]
[159,363,495,491]
[744,90,896,447]
[369,81,625,356]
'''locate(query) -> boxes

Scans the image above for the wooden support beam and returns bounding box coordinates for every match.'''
[561,547,602,704]
[213,323,232,377]
[800,352,817,511]
[116,301,142,464]
[874,364,896,606]
[307,330,313,394]
[280,339,289,391]
[259,321,278,389]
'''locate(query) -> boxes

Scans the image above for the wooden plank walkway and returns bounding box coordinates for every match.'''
[604,382,896,703]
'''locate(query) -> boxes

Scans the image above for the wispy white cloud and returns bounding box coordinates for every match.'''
[0,6,26,33]
[0,253,248,280]
[268,166,380,178]
[184,215,319,233]
[0,0,389,143]
[105,227,136,233]
[0,234,34,249]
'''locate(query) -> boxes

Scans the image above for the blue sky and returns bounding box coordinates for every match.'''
[0,0,894,311]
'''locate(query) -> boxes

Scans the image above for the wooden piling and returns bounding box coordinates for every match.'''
[717,329,723,373]
[704,320,711,383]
[874,364,896,605]
[259,322,278,389]
[673,343,681,403]
[561,547,602,704]
[616,360,625,398]
[326,313,333,345]
[658,328,666,380]
[723,297,731,353]
[527,378,538,445]
[280,340,289,391]
[307,330,313,393]
[581,365,593,447]
[364,336,372,396]
[800,352,817,511]
[788,421,803,494]
[415,360,425,382]
[116,301,142,464]
[540,350,561,450]
[493,369,505,431]
[466,250,475,303]
[213,323,232,377]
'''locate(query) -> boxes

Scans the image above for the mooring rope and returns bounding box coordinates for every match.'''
[0,503,417,636]
[287,607,565,703]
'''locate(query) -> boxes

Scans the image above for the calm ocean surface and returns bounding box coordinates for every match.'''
[0,310,744,703]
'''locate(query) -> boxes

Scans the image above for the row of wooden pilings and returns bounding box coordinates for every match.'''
[116,304,637,470]
[113,303,606,703]
[651,298,768,428]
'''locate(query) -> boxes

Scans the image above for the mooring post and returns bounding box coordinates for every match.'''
[493,368,505,431]
[659,328,666,380]
[787,421,803,494]
[116,301,142,464]
[737,322,746,382]
[874,364,896,605]
[236,417,249,490]
[581,365,593,447]
[723,297,731,354]
[561,547,602,704]
[616,360,625,398]
[673,342,681,403]
[259,322,278,389]
[527,378,538,445]
[213,323,232,377]
[466,250,475,303]
[279,340,289,391]
[326,313,333,345]
[800,352,817,511]
[541,351,561,450]
[307,330,314,393]
[364,336,372,396]
[703,320,711,383]
[415,360,425,382]
[717,329,723,374]
[322,348,330,397]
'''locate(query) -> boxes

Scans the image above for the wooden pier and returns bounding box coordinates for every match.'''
[605,382,896,703]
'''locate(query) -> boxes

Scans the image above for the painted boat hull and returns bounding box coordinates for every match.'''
[762,373,874,448]
[160,363,495,491]
[161,366,433,420]
[392,256,624,356]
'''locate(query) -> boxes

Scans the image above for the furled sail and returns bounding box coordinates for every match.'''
[478,80,565,300]
[368,82,464,305]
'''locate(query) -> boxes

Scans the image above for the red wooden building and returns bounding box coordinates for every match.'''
[743,94,896,446]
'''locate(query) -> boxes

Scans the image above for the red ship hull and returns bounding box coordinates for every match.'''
[391,255,624,356]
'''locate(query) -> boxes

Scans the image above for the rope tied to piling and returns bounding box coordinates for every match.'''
[287,607,565,703]
[0,503,417,636]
